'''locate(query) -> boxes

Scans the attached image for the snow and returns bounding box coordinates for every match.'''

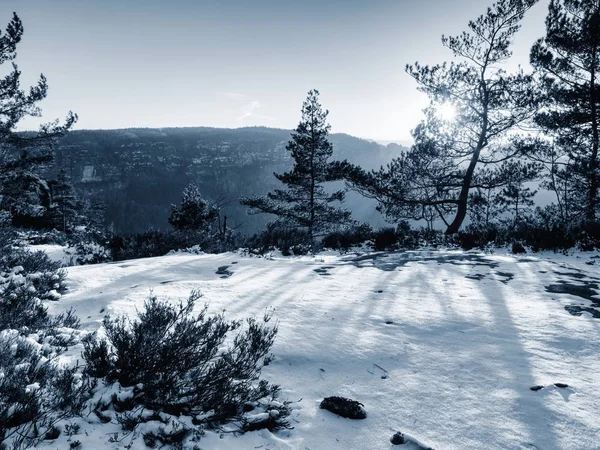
[42,249,600,450]
[28,244,72,266]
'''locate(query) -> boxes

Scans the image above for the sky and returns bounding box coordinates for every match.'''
[2,0,550,143]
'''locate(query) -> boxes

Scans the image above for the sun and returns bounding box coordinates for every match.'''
[435,103,457,122]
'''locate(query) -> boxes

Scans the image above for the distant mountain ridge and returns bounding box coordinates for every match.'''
[51,126,406,233]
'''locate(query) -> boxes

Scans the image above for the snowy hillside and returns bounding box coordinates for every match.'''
[45,250,600,450]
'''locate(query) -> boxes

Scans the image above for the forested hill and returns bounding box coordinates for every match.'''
[52,127,405,234]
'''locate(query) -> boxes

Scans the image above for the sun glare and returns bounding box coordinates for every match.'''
[435,103,457,122]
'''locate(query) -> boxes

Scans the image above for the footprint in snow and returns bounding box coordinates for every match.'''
[494,271,514,284]
[530,383,570,391]
[465,273,486,281]
[314,267,333,276]
[531,383,574,400]
[216,266,233,278]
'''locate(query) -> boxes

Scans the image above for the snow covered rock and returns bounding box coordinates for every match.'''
[320,396,367,419]
[391,431,406,445]
[391,431,435,449]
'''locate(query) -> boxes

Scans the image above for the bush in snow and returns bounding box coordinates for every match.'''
[0,331,90,449]
[322,223,373,252]
[83,291,289,428]
[65,227,111,266]
[511,241,526,254]
[0,250,69,331]
[371,227,401,251]
[109,230,205,261]
[244,221,312,256]
[68,241,110,265]
[109,229,241,261]
[16,229,69,246]
[369,222,424,252]
[1,248,62,274]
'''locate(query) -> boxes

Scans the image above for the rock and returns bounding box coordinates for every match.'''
[390,432,435,449]
[554,383,569,388]
[391,431,405,445]
[530,385,544,391]
[320,396,367,419]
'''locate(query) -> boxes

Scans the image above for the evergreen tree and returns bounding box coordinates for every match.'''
[0,13,77,228]
[468,172,502,230]
[240,90,353,242]
[494,161,539,229]
[530,0,600,220]
[535,141,581,225]
[0,169,50,228]
[342,0,539,234]
[169,183,219,232]
[47,170,80,232]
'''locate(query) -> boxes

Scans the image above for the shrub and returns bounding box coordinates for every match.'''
[17,229,69,246]
[0,249,67,297]
[109,230,201,261]
[83,291,287,426]
[511,241,526,254]
[244,222,311,256]
[0,249,69,330]
[454,224,500,250]
[322,223,372,251]
[0,278,52,331]
[69,241,110,265]
[66,227,111,265]
[371,227,399,251]
[109,229,241,261]
[395,221,421,249]
[0,331,89,448]
[1,249,63,275]
[578,220,600,251]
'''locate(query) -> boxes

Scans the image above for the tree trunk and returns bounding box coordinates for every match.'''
[589,52,599,221]
[445,147,481,235]
[446,76,489,235]
[308,115,316,243]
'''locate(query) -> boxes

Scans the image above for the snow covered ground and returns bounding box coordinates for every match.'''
[44,249,600,450]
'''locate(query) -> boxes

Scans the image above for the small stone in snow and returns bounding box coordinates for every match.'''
[320,396,367,419]
[391,431,405,445]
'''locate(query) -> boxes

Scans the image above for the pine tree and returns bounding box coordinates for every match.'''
[409,0,538,234]
[342,0,539,234]
[0,169,50,228]
[47,170,80,232]
[169,183,219,232]
[240,90,353,243]
[494,161,539,229]
[530,0,600,221]
[0,13,77,227]
[535,141,581,224]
